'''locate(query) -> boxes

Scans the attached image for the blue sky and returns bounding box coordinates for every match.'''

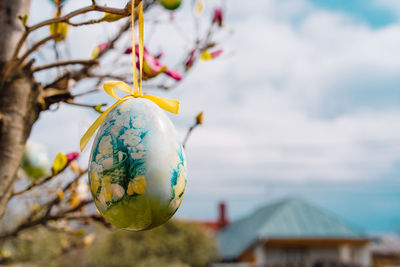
[311,0,398,28]
[26,0,400,233]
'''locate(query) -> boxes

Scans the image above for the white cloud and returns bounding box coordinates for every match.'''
[27,0,400,198]
[174,0,400,195]
[376,0,400,17]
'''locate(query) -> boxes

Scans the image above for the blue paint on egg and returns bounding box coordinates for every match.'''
[88,98,187,231]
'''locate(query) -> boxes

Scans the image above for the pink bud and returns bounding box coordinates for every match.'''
[210,49,223,58]
[124,47,132,54]
[164,69,183,81]
[185,49,198,70]
[66,152,79,163]
[212,7,224,27]
[98,42,110,52]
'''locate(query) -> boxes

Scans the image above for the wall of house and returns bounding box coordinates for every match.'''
[252,243,370,266]
[354,244,371,266]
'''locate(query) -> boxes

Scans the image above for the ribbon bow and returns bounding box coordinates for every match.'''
[80,2,180,152]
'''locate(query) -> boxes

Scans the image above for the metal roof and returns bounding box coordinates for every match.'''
[218,197,366,258]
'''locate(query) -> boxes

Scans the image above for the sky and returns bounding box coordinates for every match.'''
[28,0,400,233]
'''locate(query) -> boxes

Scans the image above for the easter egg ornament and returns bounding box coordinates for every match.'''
[159,0,182,11]
[21,142,50,180]
[80,2,186,231]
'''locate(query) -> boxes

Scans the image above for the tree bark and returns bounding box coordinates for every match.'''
[0,0,40,217]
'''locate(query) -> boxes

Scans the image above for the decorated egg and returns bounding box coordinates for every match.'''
[89,98,187,231]
[159,0,182,10]
[21,142,51,180]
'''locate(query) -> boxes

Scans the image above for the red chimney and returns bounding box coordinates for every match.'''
[218,202,229,229]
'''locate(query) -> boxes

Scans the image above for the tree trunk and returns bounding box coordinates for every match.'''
[0,0,40,217]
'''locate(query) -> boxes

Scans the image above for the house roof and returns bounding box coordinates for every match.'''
[218,197,366,259]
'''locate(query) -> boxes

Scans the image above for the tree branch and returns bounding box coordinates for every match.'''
[182,112,203,148]
[32,59,99,72]
[12,3,132,61]
[19,34,62,65]
[0,170,89,240]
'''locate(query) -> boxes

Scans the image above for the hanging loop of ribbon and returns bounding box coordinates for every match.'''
[80,1,180,152]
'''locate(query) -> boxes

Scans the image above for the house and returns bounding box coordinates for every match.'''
[370,234,400,267]
[216,198,371,267]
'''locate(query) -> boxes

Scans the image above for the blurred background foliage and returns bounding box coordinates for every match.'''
[3,220,217,267]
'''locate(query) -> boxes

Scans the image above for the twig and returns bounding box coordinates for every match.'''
[43,21,131,91]
[0,170,89,240]
[32,59,99,72]
[64,101,107,109]
[12,3,132,61]
[19,35,62,65]
[182,125,196,149]
[182,112,203,148]
[72,88,100,98]
[67,18,109,27]
[12,163,71,197]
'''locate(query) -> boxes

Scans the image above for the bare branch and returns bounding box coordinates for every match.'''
[32,59,99,73]
[12,3,132,61]
[182,125,196,149]
[72,88,100,98]
[0,170,89,240]
[18,34,61,66]
[67,18,109,27]
[13,161,72,197]
[182,112,204,148]
[64,101,106,109]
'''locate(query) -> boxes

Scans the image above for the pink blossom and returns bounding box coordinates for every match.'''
[210,49,223,58]
[135,45,166,77]
[212,7,224,27]
[164,69,182,81]
[97,42,110,52]
[125,45,182,81]
[66,152,79,163]
[124,47,133,54]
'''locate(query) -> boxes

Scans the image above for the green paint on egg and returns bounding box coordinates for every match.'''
[89,98,187,231]
[159,0,182,11]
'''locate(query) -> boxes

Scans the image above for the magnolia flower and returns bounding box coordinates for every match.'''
[212,7,224,27]
[126,45,183,81]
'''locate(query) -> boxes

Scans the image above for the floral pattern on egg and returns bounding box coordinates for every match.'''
[89,98,187,231]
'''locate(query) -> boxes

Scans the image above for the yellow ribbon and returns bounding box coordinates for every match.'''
[80,2,180,152]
